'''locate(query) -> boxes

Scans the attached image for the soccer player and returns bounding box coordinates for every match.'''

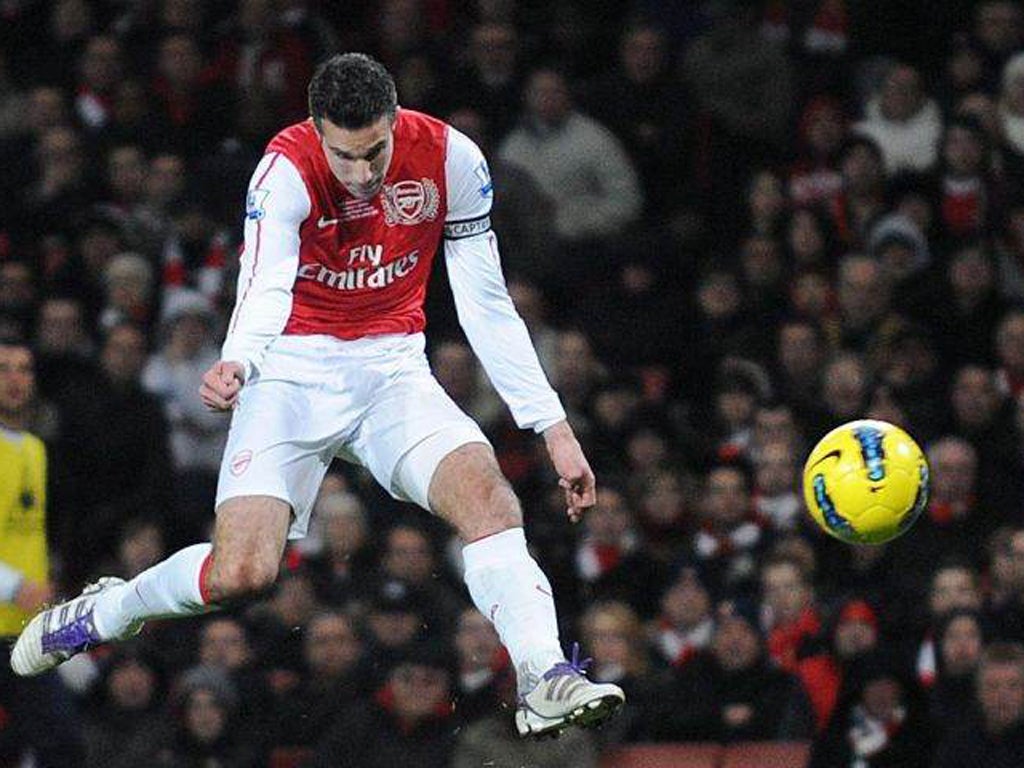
[1,337,85,764]
[12,53,624,738]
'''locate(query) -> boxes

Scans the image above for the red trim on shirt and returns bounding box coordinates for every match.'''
[230,152,281,334]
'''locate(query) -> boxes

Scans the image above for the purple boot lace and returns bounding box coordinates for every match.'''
[40,606,101,655]
[543,642,593,680]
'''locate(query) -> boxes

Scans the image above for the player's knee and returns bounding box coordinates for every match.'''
[211,555,278,599]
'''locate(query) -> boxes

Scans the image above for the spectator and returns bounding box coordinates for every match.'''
[645,599,814,742]
[155,665,263,767]
[929,609,987,725]
[934,642,1024,767]
[197,615,275,738]
[809,651,933,768]
[831,135,886,248]
[936,243,1007,369]
[753,440,803,533]
[379,523,462,635]
[820,352,871,429]
[110,517,165,580]
[797,598,881,731]
[308,641,457,768]
[788,97,846,207]
[83,645,169,768]
[995,308,1024,397]
[0,259,37,336]
[143,290,227,544]
[914,561,985,689]
[499,67,642,249]
[973,0,1024,90]
[865,213,935,322]
[853,63,942,174]
[948,364,1022,509]
[548,329,605,423]
[364,579,430,680]
[649,565,715,669]
[785,206,838,271]
[682,1,793,229]
[691,461,770,599]
[986,526,1024,639]
[100,252,156,331]
[936,117,998,240]
[273,611,365,748]
[1000,52,1024,181]
[150,33,231,157]
[208,0,315,126]
[762,555,823,674]
[585,22,689,220]
[430,338,503,432]
[451,607,513,727]
[22,126,90,238]
[775,319,827,422]
[573,486,650,613]
[580,601,658,744]
[306,491,373,606]
[75,35,123,133]
[52,321,173,587]
[449,21,524,141]
[836,254,895,353]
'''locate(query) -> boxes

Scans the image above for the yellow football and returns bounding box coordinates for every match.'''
[802,419,929,545]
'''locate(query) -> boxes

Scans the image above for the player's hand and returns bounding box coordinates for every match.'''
[14,579,53,613]
[543,420,596,524]
[200,360,246,411]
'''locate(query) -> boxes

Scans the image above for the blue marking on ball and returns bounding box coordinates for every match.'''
[853,426,886,482]
[813,473,854,535]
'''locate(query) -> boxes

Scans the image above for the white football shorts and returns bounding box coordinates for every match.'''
[215,332,489,538]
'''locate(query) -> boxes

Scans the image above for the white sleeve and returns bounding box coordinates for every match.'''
[221,152,310,380]
[0,559,24,602]
[444,128,566,433]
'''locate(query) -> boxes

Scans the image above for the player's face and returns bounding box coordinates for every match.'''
[319,115,395,200]
[0,345,35,417]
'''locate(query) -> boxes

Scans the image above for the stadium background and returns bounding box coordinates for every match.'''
[2,0,1024,765]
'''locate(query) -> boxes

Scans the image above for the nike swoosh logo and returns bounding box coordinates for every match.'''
[317,215,340,229]
[809,449,842,469]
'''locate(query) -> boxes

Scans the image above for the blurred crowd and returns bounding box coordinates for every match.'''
[3,0,1024,766]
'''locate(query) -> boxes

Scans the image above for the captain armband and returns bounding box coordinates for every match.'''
[444,214,491,240]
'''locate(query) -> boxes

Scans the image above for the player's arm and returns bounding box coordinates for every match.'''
[201,152,311,411]
[443,129,595,521]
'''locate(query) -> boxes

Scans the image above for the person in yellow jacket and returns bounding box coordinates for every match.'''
[0,336,83,765]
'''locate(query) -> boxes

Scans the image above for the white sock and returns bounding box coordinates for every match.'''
[462,527,564,692]
[93,543,216,638]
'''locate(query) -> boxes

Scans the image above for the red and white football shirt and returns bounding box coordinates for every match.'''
[222,108,564,432]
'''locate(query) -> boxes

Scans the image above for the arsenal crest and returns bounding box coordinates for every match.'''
[381,178,440,226]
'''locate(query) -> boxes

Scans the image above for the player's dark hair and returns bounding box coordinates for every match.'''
[308,53,397,131]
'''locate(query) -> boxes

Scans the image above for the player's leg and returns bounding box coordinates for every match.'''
[11,368,331,677]
[94,494,291,629]
[427,443,564,672]
[350,336,623,735]
[10,496,290,676]
[400,439,624,737]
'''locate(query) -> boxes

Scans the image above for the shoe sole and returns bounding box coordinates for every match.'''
[517,693,624,739]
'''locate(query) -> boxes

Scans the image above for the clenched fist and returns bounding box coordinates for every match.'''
[199,360,246,411]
